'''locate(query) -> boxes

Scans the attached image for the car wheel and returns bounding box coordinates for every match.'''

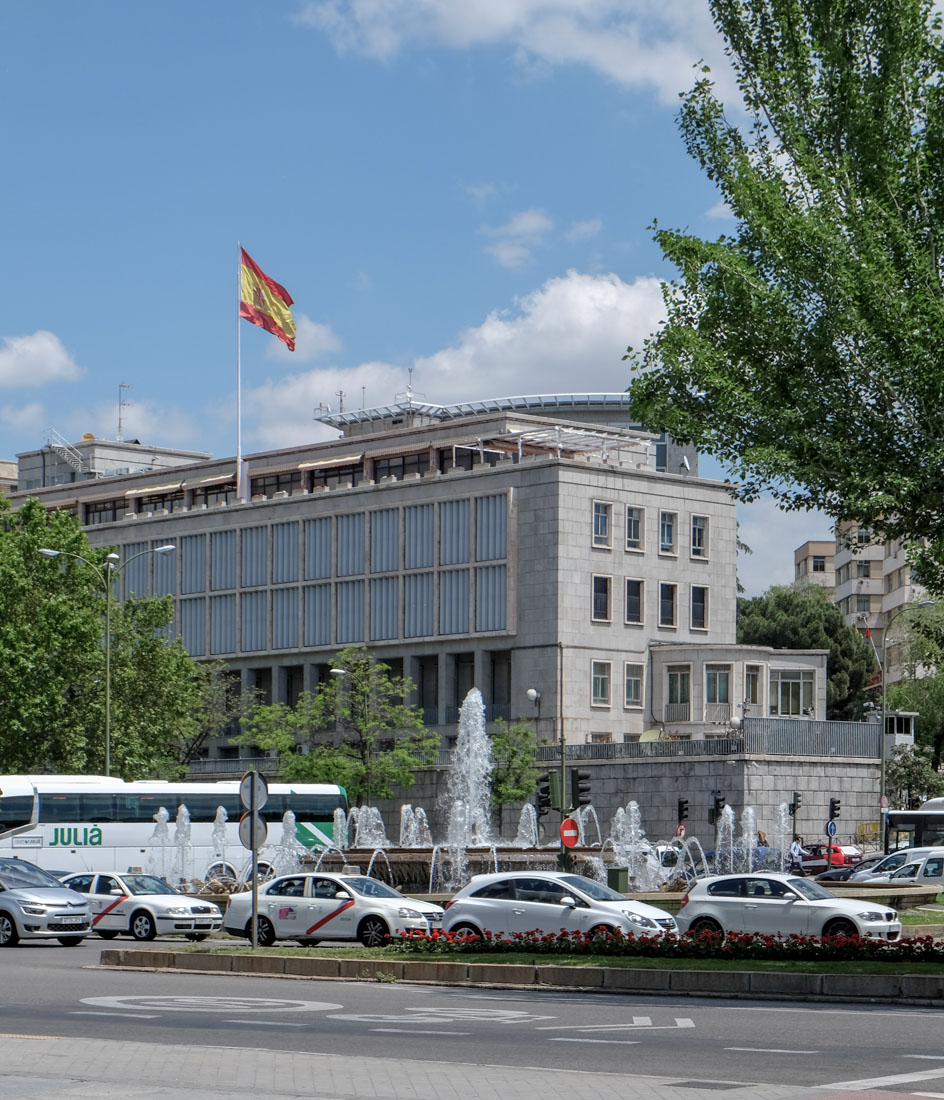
[0,913,20,946]
[130,910,157,941]
[449,922,482,939]
[58,936,85,947]
[357,916,390,948]
[185,933,209,942]
[823,918,857,939]
[97,930,119,940]
[254,917,277,947]
[688,916,723,936]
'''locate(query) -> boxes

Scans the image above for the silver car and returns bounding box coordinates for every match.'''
[0,857,92,946]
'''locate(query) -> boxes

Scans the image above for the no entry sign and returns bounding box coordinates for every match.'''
[560,818,580,848]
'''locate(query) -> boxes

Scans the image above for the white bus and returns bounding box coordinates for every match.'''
[0,775,348,883]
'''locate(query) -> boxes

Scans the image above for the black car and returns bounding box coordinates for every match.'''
[815,855,885,883]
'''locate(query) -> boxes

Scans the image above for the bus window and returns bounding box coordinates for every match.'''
[79,793,118,821]
[0,795,34,830]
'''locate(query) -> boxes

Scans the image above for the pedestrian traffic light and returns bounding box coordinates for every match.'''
[709,794,725,825]
[537,774,551,818]
[570,769,592,808]
[677,798,689,823]
[549,770,563,812]
[789,791,803,816]
[829,797,841,820]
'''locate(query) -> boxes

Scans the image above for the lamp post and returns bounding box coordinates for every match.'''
[526,687,541,725]
[38,544,176,776]
[330,666,364,802]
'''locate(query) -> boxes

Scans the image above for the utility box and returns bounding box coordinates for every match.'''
[607,866,629,894]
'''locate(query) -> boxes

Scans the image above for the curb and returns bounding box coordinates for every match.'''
[99,949,944,1007]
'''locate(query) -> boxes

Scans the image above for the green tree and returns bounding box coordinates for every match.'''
[625,0,944,591]
[885,744,944,808]
[489,718,541,831]
[235,646,439,804]
[737,585,876,719]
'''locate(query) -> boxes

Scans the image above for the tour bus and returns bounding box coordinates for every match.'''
[885,797,944,852]
[0,775,348,882]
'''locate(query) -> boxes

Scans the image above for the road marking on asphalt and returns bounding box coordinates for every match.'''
[821,1066,944,1090]
[537,1018,694,1032]
[906,1056,944,1060]
[913,1093,944,1098]
[548,1038,642,1045]
[81,996,342,1013]
[370,1028,471,1035]
[225,1020,309,1027]
[329,1007,554,1025]
[71,1012,160,1019]
[0,1034,58,1040]
[724,1047,820,1054]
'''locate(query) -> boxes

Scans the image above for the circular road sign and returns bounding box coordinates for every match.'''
[825,819,837,837]
[675,823,687,839]
[560,818,580,848]
[238,810,268,851]
[239,770,269,811]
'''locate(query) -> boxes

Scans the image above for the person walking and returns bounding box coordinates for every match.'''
[789,835,810,874]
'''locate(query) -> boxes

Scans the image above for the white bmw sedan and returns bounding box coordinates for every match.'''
[677,873,901,940]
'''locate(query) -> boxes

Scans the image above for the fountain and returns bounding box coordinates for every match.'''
[443,687,493,847]
[773,801,792,872]
[609,801,661,890]
[511,804,538,848]
[399,805,432,848]
[713,804,736,875]
[268,810,308,875]
[173,804,194,884]
[353,806,389,848]
[736,806,757,872]
[147,806,170,881]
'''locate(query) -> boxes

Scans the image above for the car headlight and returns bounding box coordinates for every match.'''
[397,907,424,919]
[857,910,886,921]
[19,904,47,916]
[166,907,190,916]
[622,911,657,929]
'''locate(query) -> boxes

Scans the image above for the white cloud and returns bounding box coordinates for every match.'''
[0,331,83,388]
[464,181,499,202]
[480,207,554,267]
[706,200,733,219]
[735,496,832,598]
[62,399,203,452]
[0,401,45,435]
[267,313,342,363]
[567,218,602,241]
[294,1,731,104]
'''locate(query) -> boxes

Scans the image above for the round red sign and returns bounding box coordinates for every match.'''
[675,823,686,839]
[560,818,580,848]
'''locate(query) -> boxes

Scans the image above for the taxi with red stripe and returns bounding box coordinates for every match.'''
[61,871,223,941]
[223,872,443,947]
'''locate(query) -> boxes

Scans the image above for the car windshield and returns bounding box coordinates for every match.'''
[342,876,401,899]
[122,875,178,895]
[787,877,834,900]
[558,874,626,902]
[0,860,65,890]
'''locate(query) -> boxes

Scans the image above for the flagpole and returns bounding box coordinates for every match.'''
[236,241,245,502]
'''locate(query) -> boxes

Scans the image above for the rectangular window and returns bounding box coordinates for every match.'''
[591,660,611,706]
[624,663,643,708]
[856,594,871,612]
[625,506,643,551]
[691,585,708,630]
[706,665,731,704]
[592,501,612,547]
[812,555,826,572]
[659,582,677,627]
[691,515,709,557]
[592,575,611,621]
[745,664,761,706]
[659,511,677,554]
[856,560,871,578]
[769,668,814,716]
[624,579,643,624]
[667,666,690,722]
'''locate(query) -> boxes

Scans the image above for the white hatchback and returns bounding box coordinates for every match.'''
[443,871,678,939]
[678,872,901,940]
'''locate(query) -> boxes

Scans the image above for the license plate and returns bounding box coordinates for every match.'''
[60,915,85,925]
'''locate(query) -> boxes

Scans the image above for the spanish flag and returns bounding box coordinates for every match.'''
[239,248,296,351]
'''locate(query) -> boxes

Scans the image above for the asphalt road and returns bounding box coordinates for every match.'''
[3,936,944,1098]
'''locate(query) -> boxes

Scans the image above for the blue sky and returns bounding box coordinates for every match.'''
[0,1,830,595]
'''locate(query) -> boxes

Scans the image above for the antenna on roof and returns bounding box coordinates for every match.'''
[395,368,426,407]
[335,389,346,413]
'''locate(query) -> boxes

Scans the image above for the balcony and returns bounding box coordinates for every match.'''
[704,702,732,724]
[663,702,690,723]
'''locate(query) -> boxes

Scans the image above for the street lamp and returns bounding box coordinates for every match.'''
[526,687,541,720]
[38,544,176,776]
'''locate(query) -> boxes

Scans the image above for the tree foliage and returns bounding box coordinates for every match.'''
[489,718,542,829]
[885,744,944,808]
[737,585,876,718]
[626,0,944,591]
[236,646,439,805]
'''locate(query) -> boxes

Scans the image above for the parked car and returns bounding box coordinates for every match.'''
[868,850,944,889]
[61,871,223,941]
[442,871,678,939]
[0,857,92,947]
[223,872,443,947]
[800,843,862,875]
[815,854,887,883]
[848,848,937,881]
[677,872,901,940]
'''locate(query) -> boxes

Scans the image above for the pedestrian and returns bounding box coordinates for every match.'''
[789,835,809,874]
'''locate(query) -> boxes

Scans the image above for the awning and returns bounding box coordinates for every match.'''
[125,481,183,497]
[298,453,363,470]
[182,473,236,489]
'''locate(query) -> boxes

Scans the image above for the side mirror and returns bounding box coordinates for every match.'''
[334,890,352,899]
[110,888,124,895]
[559,895,577,908]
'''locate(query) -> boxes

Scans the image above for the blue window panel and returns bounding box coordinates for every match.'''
[440,569,470,635]
[181,535,206,595]
[210,530,236,591]
[404,573,434,638]
[272,587,299,649]
[152,540,177,596]
[370,509,399,573]
[336,580,365,643]
[337,513,365,576]
[476,495,507,562]
[304,517,332,580]
[209,594,236,655]
[440,499,470,565]
[476,565,507,631]
[369,577,398,640]
[272,522,299,584]
[241,527,268,588]
[179,597,206,656]
[240,590,267,652]
[404,503,434,569]
[303,584,331,647]
[120,542,147,597]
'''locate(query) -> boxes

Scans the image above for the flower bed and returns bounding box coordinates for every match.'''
[391,926,944,963]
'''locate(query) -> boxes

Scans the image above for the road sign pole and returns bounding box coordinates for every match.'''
[250,775,258,950]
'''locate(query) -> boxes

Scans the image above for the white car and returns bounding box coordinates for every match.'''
[442,871,678,939]
[0,858,92,947]
[848,848,939,881]
[677,872,901,940]
[223,872,443,947]
[61,871,223,941]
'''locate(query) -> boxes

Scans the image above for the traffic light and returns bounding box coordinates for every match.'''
[537,774,551,818]
[677,798,689,822]
[549,770,563,812]
[789,791,803,816]
[708,794,725,825]
[570,769,592,808]
[829,797,841,820]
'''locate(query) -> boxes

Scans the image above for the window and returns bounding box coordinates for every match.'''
[250,471,301,498]
[592,501,612,547]
[87,500,121,525]
[706,665,731,704]
[624,663,643,708]
[856,527,872,545]
[625,506,643,551]
[659,511,677,554]
[592,575,611,621]
[667,666,690,721]
[691,585,708,630]
[691,515,709,557]
[373,452,430,480]
[856,594,871,612]
[812,555,826,572]
[625,579,643,624]
[769,668,814,716]
[590,732,613,743]
[659,582,677,627]
[591,660,611,706]
[745,664,761,706]
[856,560,871,578]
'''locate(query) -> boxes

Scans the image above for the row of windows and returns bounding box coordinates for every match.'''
[591,576,709,630]
[592,502,710,558]
[835,559,871,584]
